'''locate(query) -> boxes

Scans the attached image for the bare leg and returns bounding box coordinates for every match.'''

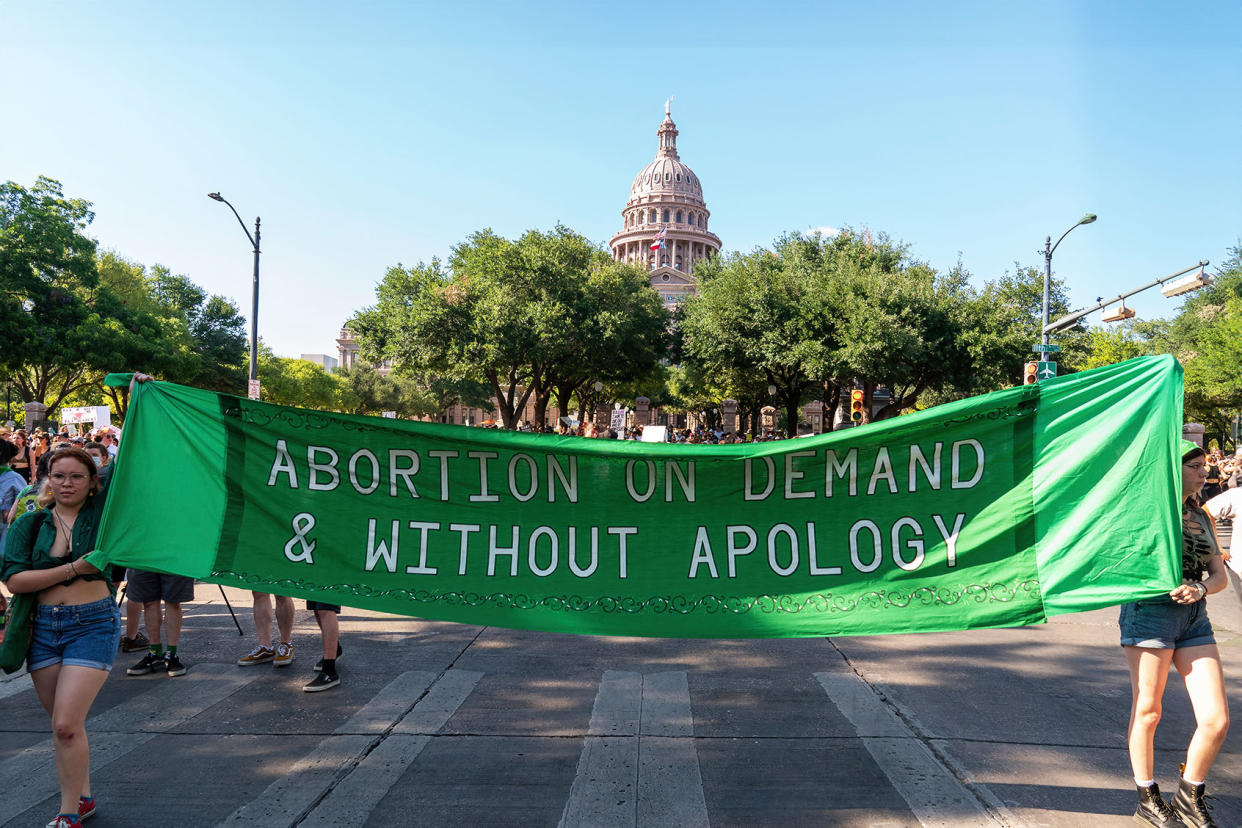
[1125,645,1175,781]
[1173,644,1230,781]
[30,663,62,716]
[50,665,110,815]
[125,599,142,639]
[315,611,339,661]
[252,592,273,648]
[164,603,183,648]
[274,595,294,646]
[143,601,163,646]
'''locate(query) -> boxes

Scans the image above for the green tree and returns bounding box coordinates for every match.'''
[148,265,248,393]
[0,179,196,416]
[681,242,819,433]
[1142,247,1242,447]
[351,226,669,429]
[335,364,441,419]
[962,264,1084,393]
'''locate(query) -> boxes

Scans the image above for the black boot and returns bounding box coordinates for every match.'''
[1172,778,1217,828]
[1134,783,1183,827]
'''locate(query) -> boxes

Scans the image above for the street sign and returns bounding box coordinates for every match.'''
[1032,344,1061,353]
[247,379,261,400]
[1037,361,1057,380]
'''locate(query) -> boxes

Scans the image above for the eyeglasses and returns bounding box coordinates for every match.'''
[49,473,89,483]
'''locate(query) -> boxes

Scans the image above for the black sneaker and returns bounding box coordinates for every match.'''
[303,672,340,693]
[164,652,187,677]
[314,644,344,673]
[126,652,168,676]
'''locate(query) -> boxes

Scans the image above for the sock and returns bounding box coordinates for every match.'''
[166,645,177,656]
[1136,778,1155,788]
[1183,776,1204,786]
[321,658,336,675]
[149,644,164,657]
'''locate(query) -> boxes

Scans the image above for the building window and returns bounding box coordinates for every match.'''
[676,174,681,181]
[676,210,683,223]
[649,209,657,223]
[662,209,670,222]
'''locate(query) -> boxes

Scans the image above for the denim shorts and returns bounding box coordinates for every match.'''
[1119,598,1216,650]
[28,597,122,672]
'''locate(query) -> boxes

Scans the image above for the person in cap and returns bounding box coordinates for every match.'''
[1120,440,1230,827]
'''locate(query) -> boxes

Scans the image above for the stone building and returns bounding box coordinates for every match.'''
[336,328,391,376]
[609,101,721,307]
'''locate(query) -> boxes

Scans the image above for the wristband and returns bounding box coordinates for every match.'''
[64,561,76,584]
[1196,582,1208,600]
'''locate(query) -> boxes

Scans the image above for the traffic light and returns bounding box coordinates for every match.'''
[850,389,865,422]
[1023,362,1039,385]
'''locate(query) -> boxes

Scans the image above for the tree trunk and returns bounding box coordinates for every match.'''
[784,397,800,437]
[531,387,552,429]
[821,380,840,432]
[485,366,535,430]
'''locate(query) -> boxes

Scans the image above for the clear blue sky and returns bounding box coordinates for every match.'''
[3,2,1239,359]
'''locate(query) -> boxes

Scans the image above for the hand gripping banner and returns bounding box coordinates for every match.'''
[89,355,1184,638]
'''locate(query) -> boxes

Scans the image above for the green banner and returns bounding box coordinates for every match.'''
[89,355,1183,638]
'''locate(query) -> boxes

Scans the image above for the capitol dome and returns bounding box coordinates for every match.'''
[629,155,704,204]
[610,102,721,299]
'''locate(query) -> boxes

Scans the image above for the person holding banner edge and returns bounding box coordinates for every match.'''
[0,374,149,828]
[1121,440,1230,828]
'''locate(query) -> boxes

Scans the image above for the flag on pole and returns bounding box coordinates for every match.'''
[649,227,667,250]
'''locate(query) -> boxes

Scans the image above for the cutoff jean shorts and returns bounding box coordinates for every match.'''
[28,596,122,672]
[1119,597,1216,650]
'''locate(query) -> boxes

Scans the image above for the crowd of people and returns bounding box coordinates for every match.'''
[0,410,1239,827]
[509,419,796,443]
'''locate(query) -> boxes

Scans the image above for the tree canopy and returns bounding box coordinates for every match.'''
[350,225,670,429]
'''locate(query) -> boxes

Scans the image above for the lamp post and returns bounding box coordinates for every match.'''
[208,192,261,397]
[1041,213,1096,347]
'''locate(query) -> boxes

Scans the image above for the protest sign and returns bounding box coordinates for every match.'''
[91,356,1183,638]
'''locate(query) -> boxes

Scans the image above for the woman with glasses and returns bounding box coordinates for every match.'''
[1121,441,1230,828]
[1,375,149,828]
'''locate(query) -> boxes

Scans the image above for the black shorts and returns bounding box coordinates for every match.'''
[306,600,340,613]
[126,569,195,604]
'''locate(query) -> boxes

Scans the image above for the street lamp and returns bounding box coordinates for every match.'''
[1041,213,1096,346]
[208,192,262,397]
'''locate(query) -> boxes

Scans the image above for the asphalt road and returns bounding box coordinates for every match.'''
[2,560,1240,827]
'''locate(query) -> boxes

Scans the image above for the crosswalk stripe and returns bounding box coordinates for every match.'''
[298,670,483,828]
[220,669,482,828]
[814,670,1008,828]
[337,670,438,734]
[559,670,709,828]
[0,662,258,824]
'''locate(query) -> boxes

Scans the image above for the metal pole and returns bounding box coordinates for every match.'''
[207,193,261,395]
[1042,235,1052,347]
[249,217,262,384]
